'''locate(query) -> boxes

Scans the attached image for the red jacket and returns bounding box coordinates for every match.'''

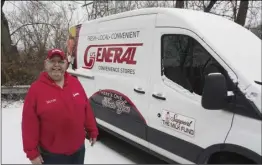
[22,71,98,160]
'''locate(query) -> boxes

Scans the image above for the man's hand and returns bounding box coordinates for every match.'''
[89,138,97,146]
[30,155,44,164]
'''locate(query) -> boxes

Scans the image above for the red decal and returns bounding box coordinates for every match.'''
[96,48,103,62]
[113,48,123,63]
[82,43,143,69]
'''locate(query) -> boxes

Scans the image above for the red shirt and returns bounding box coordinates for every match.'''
[22,71,99,160]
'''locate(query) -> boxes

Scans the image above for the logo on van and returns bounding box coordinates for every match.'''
[82,43,143,69]
[161,110,196,137]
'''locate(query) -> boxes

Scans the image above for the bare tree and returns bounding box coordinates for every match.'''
[2,1,77,86]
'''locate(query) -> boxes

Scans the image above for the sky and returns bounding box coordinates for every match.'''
[2,1,90,49]
[3,1,89,26]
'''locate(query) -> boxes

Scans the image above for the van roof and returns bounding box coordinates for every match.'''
[83,7,232,26]
[80,8,261,89]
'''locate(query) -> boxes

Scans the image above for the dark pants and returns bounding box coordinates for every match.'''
[39,144,85,164]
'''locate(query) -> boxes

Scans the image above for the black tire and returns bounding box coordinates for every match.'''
[208,152,255,164]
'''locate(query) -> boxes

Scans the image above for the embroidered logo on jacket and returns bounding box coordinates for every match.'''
[46,99,56,104]
[73,93,79,97]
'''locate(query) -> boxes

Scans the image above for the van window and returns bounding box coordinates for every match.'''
[161,34,228,96]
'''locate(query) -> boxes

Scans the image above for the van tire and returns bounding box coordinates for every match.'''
[96,127,106,141]
[207,152,256,164]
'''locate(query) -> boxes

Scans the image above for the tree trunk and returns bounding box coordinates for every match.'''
[235,0,249,26]
[175,0,184,8]
[1,0,18,60]
[1,11,12,57]
[1,0,19,85]
[204,0,217,12]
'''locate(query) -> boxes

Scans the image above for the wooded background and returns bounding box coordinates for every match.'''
[1,0,261,86]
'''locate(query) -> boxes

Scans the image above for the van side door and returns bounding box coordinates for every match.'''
[86,14,157,150]
[147,27,235,164]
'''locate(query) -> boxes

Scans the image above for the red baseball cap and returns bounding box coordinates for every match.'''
[46,48,66,60]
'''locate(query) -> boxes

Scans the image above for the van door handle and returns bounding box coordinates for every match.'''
[134,87,145,94]
[152,93,166,100]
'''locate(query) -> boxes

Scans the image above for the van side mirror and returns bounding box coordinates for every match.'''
[201,73,228,110]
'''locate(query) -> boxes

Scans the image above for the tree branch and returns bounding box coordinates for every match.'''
[10,23,56,36]
[204,0,218,12]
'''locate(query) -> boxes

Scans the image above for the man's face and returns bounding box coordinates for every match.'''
[44,55,68,81]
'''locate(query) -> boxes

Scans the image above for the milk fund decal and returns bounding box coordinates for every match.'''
[90,89,147,124]
[161,110,196,137]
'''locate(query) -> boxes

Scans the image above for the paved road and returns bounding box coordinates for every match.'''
[98,130,168,164]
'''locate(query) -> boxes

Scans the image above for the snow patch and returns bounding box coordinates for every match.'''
[2,101,137,164]
[2,99,24,109]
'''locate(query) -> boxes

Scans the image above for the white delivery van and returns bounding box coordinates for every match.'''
[67,8,262,164]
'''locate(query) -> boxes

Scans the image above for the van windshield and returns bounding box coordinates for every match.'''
[192,16,261,84]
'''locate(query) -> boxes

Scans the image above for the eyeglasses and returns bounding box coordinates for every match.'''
[46,59,66,65]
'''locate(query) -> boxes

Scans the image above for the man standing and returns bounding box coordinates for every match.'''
[21,48,99,164]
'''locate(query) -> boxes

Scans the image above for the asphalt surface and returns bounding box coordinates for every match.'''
[98,130,168,164]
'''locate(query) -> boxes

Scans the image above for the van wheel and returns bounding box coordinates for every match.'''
[207,152,256,164]
[96,128,106,141]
